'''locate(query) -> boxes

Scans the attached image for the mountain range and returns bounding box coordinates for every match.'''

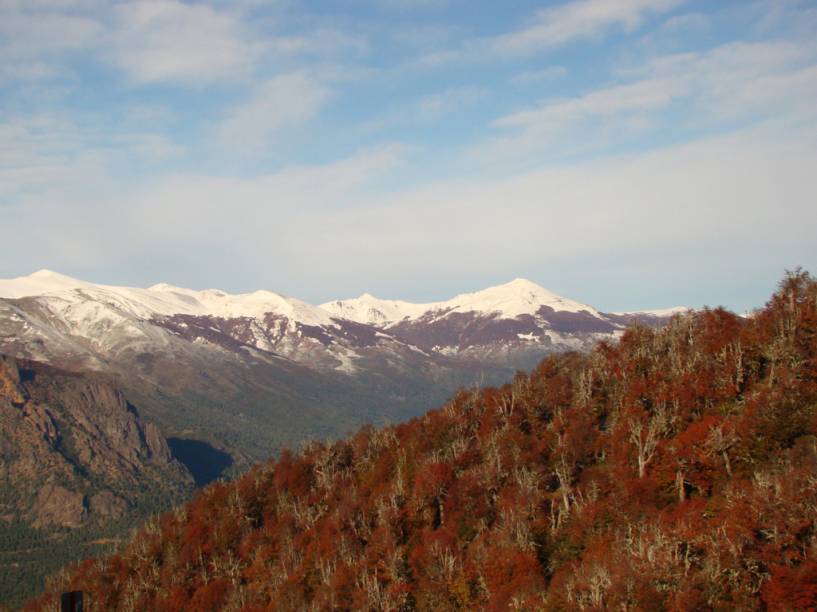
[0,270,684,466]
[0,270,683,370]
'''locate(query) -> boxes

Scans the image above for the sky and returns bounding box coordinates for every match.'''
[1,0,816,312]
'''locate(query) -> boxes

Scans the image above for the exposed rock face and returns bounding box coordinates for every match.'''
[31,483,87,529]
[0,355,26,406]
[0,356,192,530]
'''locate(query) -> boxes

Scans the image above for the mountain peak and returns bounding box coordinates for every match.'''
[321,278,601,326]
[27,269,85,284]
[148,282,180,292]
[501,277,541,289]
[29,268,60,278]
[0,269,88,299]
[446,278,598,318]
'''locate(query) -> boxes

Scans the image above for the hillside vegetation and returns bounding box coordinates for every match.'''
[26,270,817,611]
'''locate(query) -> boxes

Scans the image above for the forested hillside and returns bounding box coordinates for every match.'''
[25,270,817,611]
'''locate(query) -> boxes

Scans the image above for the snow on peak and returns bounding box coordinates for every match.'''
[29,269,61,279]
[134,283,334,326]
[0,270,333,327]
[147,282,180,292]
[320,293,432,326]
[442,278,599,319]
[321,278,600,326]
[0,269,90,299]
[201,289,333,327]
[3,271,665,330]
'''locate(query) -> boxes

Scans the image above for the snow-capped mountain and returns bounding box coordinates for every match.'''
[0,269,332,326]
[0,270,413,373]
[0,270,686,466]
[321,278,601,325]
[322,278,682,361]
[1,271,685,372]
[0,270,484,466]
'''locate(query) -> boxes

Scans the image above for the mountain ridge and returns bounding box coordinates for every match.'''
[1,270,685,328]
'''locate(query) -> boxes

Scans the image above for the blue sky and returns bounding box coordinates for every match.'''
[1,0,816,311]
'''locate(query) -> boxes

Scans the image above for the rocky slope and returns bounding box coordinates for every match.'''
[0,354,192,529]
[0,354,193,607]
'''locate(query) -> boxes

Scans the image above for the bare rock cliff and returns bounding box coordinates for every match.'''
[0,355,192,530]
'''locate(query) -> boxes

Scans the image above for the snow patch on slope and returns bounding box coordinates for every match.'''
[320,293,433,326]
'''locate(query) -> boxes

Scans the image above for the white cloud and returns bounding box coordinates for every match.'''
[0,0,369,87]
[216,74,332,153]
[262,28,369,57]
[0,11,100,57]
[488,0,684,55]
[275,124,817,300]
[408,0,682,69]
[0,131,406,277]
[497,77,681,130]
[357,86,485,135]
[0,2,101,81]
[1,0,815,306]
[5,120,814,304]
[656,12,709,33]
[0,115,90,198]
[479,39,817,164]
[373,0,449,9]
[109,0,258,84]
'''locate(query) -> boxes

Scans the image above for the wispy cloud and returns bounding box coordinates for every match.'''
[656,12,710,33]
[216,74,332,153]
[360,87,486,134]
[488,0,684,55]
[0,6,101,58]
[410,0,683,68]
[109,0,259,84]
[0,2,101,82]
[372,0,449,9]
[496,77,682,130]
[480,38,817,164]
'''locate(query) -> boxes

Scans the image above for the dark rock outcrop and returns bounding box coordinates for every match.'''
[0,355,192,530]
